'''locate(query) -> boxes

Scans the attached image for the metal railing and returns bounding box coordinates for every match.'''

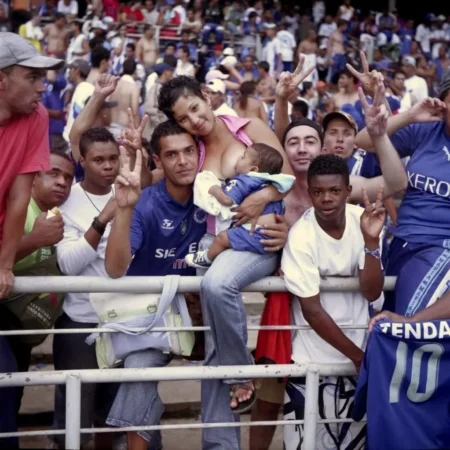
[0,276,394,449]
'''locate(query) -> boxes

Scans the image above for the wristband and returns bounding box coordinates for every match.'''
[364,247,381,260]
[92,217,106,235]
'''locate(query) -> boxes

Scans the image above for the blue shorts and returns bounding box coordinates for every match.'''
[227,226,265,254]
[385,237,450,316]
[283,61,294,72]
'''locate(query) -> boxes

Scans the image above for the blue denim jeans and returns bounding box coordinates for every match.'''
[200,249,278,450]
[202,23,225,45]
[107,349,172,448]
[0,336,18,450]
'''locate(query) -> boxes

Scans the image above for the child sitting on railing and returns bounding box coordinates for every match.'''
[185,143,294,269]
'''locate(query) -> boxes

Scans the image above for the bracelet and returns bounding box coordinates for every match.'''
[364,247,381,260]
[92,217,106,236]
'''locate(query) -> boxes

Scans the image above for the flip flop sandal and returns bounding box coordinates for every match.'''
[230,382,257,414]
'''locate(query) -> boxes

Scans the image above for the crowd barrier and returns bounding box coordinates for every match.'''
[0,276,396,449]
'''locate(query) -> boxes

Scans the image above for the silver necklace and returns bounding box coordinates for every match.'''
[80,183,115,213]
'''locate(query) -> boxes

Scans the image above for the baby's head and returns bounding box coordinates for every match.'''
[235,143,283,175]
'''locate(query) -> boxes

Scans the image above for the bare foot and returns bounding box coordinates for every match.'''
[230,381,255,409]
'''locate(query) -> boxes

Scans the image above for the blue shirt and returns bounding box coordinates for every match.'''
[225,174,284,216]
[353,320,450,449]
[42,75,67,135]
[390,121,450,245]
[347,150,381,179]
[127,181,207,276]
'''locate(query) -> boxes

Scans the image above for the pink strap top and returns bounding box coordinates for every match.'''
[198,115,253,171]
[198,115,254,236]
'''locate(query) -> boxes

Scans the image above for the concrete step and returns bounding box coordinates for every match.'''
[19,416,285,449]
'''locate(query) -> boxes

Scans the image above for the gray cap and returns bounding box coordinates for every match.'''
[68,59,91,77]
[0,32,64,70]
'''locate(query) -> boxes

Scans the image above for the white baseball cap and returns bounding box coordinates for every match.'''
[205,69,229,83]
[206,79,226,94]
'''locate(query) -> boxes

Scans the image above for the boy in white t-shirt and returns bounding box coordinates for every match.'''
[281,154,385,450]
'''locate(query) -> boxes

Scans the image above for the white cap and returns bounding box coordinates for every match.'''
[264,23,277,29]
[221,55,237,68]
[205,69,229,83]
[111,37,122,49]
[206,79,226,94]
[103,16,115,24]
[91,19,107,31]
[223,47,234,56]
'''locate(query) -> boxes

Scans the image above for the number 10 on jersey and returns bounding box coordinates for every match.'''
[389,342,444,404]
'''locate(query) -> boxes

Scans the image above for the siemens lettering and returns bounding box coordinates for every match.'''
[408,171,450,198]
[155,243,198,259]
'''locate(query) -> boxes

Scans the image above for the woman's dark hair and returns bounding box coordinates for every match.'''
[158,75,205,120]
[239,81,256,110]
[307,154,349,186]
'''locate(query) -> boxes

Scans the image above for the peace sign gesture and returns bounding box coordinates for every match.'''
[115,146,142,208]
[275,55,315,100]
[119,109,149,155]
[360,185,386,241]
[358,79,388,137]
[346,51,383,96]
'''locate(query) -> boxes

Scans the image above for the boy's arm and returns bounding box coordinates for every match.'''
[299,294,364,371]
[208,185,234,207]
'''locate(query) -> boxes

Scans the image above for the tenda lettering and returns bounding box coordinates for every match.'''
[380,321,450,340]
[408,171,450,198]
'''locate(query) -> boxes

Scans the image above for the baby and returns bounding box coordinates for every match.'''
[185,143,294,269]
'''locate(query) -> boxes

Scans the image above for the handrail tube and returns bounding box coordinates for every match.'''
[11,275,397,294]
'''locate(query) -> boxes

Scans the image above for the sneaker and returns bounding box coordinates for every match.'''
[185,250,212,269]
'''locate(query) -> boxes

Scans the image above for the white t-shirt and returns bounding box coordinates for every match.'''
[214,103,238,117]
[263,37,282,75]
[405,75,428,103]
[277,30,296,63]
[57,0,78,16]
[312,1,325,24]
[67,33,87,64]
[415,24,431,53]
[63,81,95,142]
[430,29,447,59]
[57,184,114,323]
[318,22,337,39]
[175,60,195,78]
[281,204,371,365]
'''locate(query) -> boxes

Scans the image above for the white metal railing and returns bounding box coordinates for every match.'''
[0,276,393,449]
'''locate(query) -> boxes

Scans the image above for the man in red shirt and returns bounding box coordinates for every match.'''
[0,31,63,444]
[0,32,63,299]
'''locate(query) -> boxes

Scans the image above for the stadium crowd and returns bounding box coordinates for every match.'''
[1,0,450,448]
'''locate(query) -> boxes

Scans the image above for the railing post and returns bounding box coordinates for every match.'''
[303,365,319,450]
[65,374,81,450]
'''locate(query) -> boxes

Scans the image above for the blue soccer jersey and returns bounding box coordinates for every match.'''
[127,180,207,276]
[390,121,450,246]
[353,320,450,449]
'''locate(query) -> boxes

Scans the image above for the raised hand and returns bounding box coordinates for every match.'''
[360,185,386,241]
[408,97,447,123]
[346,51,383,96]
[275,56,315,100]
[358,80,388,137]
[119,109,149,156]
[115,146,142,208]
[94,73,119,97]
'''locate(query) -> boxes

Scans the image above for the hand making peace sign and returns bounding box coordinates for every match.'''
[120,108,149,154]
[275,55,315,100]
[346,51,384,97]
[115,146,142,208]
[358,79,388,137]
[360,185,386,241]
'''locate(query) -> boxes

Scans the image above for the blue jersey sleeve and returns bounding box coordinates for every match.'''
[224,175,266,205]
[129,194,153,256]
[390,123,425,158]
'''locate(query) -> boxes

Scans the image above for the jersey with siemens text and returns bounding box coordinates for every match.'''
[127,180,207,276]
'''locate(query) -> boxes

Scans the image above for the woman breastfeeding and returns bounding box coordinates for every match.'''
[157,71,305,448]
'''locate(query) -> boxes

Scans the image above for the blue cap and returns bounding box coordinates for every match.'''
[154,62,174,76]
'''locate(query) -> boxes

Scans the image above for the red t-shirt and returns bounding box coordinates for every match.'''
[123,6,145,22]
[0,103,51,242]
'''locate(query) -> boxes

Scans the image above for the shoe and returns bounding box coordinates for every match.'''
[185,250,212,269]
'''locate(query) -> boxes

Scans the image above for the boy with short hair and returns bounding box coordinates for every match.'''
[281,154,385,449]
